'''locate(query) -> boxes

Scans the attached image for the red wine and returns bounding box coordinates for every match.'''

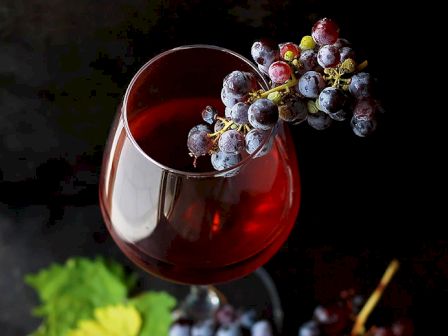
[100,96,300,284]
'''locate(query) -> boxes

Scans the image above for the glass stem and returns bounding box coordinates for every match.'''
[181,285,222,321]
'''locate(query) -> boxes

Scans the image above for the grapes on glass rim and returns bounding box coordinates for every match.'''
[187,17,384,170]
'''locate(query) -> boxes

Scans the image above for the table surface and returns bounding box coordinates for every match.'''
[0,1,441,335]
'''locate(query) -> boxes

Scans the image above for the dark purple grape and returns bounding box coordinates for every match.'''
[169,323,191,336]
[245,128,269,155]
[278,96,308,123]
[223,71,258,96]
[349,72,373,98]
[299,49,318,73]
[191,319,215,336]
[351,98,377,137]
[201,105,218,125]
[312,18,340,45]
[297,71,326,98]
[318,87,346,114]
[221,88,247,108]
[339,46,355,62]
[332,38,351,49]
[218,130,245,154]
[317,45,340,68]
[211,151,242,171]
[251,320,273,336]
[248,98,278,130]
[230,102,250,124]
[298,320,321,336]
[187,129,212,157]
[307,111,333,130]
[251,39,280,67]
[188,124,210,138]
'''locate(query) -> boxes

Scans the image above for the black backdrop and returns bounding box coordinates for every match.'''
[0,1,440,335]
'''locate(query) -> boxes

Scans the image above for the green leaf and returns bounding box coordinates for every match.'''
[130,292,177,336]
[25,257,134,336]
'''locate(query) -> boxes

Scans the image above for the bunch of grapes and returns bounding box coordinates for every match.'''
[298,289,414,336]
[187,18,382,171]
[169,304,276,336]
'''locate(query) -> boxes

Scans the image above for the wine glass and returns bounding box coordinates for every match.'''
[99,45,300,326]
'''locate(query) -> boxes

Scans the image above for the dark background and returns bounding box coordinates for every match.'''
[0,0,441,335]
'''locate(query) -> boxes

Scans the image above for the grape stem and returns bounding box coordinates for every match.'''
[259,78,299,99]
[350,259,400,336]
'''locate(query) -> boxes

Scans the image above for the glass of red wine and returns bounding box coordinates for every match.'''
[99,45,300,326]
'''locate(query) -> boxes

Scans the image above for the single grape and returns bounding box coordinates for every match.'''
[221,88,247,108]
[211,151,242,171]
[307,110,333,130]
[351,98,378,137]
[268,61,292,84]
[280,42,301,61]
[332,38,351,49]
[317,45,340,68]
[230,102,250,124]
[191,319,215,336]
[312,18,340,45]
[297,71,326,98]
[201,105,218,125]
[216,324,242,336]
[219,130,245,154]
[248,98,278,130]
[223,71,258,96]
[245,128,269,155]
[251,39,280,67]
[299,49,319,73]
[188,124,210,138]
[251,320,273,336]
[187,129,213,157]
[278,96,308,123]
[349,72,373,98]
[299,35,316,50]
[339,46,355,62]
[298,320,321,336]
[318,87,346,114]
[169,323,191,336]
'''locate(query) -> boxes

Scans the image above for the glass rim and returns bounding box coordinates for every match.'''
[122,44,276,178]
